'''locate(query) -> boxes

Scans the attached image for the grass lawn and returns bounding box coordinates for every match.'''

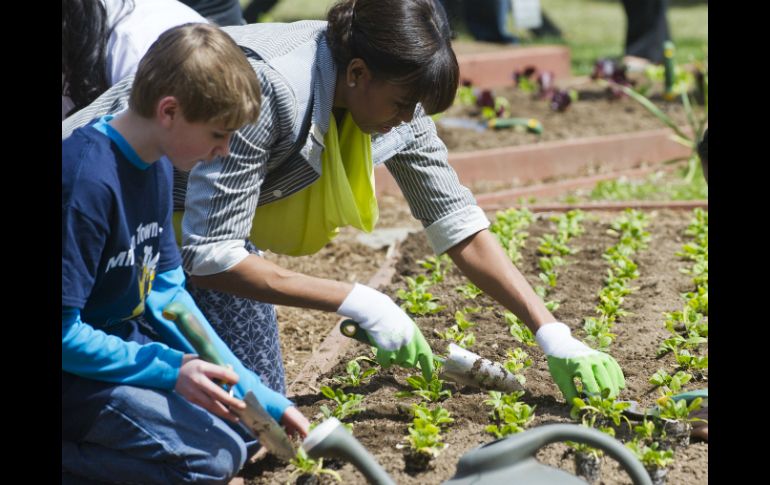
[249,0,707,76]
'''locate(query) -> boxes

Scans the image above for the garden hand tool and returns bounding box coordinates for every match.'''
[340,319,525,393]
[535,322,625,403]
[620,388,708,421]
[438,116,543,134]
[162,302,296,461]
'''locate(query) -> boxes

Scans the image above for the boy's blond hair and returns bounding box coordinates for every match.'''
[129,23,261,130]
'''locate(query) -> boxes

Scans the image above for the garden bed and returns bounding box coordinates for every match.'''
[375,82,698,196]
[244,208,708,484]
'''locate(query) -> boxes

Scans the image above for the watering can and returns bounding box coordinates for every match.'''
[304,419,652,485]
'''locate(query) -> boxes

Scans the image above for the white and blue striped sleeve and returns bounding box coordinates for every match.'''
[384,107,490,255]
[180,67,280,276]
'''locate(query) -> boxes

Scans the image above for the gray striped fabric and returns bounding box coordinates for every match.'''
[61,21,490,274]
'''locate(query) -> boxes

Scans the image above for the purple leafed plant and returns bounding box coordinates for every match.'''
[476,89,495,109]
[513,66,538,93]
[550,89,572,112]
[592,58,634,99]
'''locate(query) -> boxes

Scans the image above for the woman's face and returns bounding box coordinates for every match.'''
[339,60,418,135]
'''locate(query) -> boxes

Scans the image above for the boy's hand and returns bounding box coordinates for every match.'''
[281,406,310,439]
[175,354,247,422]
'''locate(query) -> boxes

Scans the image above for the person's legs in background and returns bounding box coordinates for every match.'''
[621,0,670,67]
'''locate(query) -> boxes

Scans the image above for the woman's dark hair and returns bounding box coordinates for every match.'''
[62,0,134,116]
[326,0,459,115]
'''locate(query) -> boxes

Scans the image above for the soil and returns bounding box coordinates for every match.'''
[437,82,702,153]
[243,207,708,484]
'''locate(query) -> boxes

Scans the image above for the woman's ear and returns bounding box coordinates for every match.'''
[156,96,179,127]
[346,58,372,88]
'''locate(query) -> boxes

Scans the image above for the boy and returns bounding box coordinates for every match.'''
[62,23,309,484]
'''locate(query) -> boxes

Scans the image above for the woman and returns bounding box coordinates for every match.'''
[63,0,624,405]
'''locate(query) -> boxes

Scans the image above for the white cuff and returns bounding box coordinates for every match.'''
[425,205,490,255]
[183,240,250,276]
[336,283,388,325]
[535,322,572,355]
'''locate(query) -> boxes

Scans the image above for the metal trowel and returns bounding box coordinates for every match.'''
[162,302,297,461]
[340,319,525,393]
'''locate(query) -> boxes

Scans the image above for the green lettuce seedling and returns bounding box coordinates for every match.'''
[396,374,452,403]
[331,356,378,388]
[504,311,537,347]
[319,386,365,425]
[397,275,445,315]
[288,447,342,483]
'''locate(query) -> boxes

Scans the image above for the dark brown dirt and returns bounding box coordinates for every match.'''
[437,82,701,153]
[244,209,708,484]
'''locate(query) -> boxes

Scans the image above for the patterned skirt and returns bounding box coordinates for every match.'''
[186,242,286,395]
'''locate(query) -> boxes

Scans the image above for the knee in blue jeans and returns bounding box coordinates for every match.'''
[184,438,247,484]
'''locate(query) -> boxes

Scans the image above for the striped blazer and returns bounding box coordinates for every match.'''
[62,21,490,275]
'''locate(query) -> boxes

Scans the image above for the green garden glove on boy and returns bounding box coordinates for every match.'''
[535,322,625,402]
[337,283,434,381]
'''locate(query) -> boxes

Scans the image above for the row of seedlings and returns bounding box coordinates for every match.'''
[395,253,456,472]
[625,209,709,485]
[582,209,651,351]
[484,211,587,443]
[568,209,651,483]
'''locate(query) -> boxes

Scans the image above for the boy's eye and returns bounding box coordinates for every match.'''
[212,132,227,139]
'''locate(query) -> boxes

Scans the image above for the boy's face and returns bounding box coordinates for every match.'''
[165,116,235,171]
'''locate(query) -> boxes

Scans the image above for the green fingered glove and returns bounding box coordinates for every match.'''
[536,322,625,402]
[337,283,435,381]
[362,321,434,382]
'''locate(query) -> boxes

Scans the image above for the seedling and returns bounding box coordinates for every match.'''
[625,439,675,470]
[397,275,445,316]
[656,395,704,423]
[504,311,537,347]
[551,209,587,239]
[673,350,708,373]
[538,234,574,257]
[570,388,632,432]
[396,374,452,403]
[649,369,693,393]
[319,386,365,424]
[455,281,483,300]
[483,390,535,438]
[583,316,615,351]
[288,447,342,483]
[330,356,378,388]
[502,347,532,385]
[411,403,454,429]
[406,418,446,458]
[418,254,452,284]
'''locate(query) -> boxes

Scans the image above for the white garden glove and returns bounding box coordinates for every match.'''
[536,322,625,403]
[337,283,434,380]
